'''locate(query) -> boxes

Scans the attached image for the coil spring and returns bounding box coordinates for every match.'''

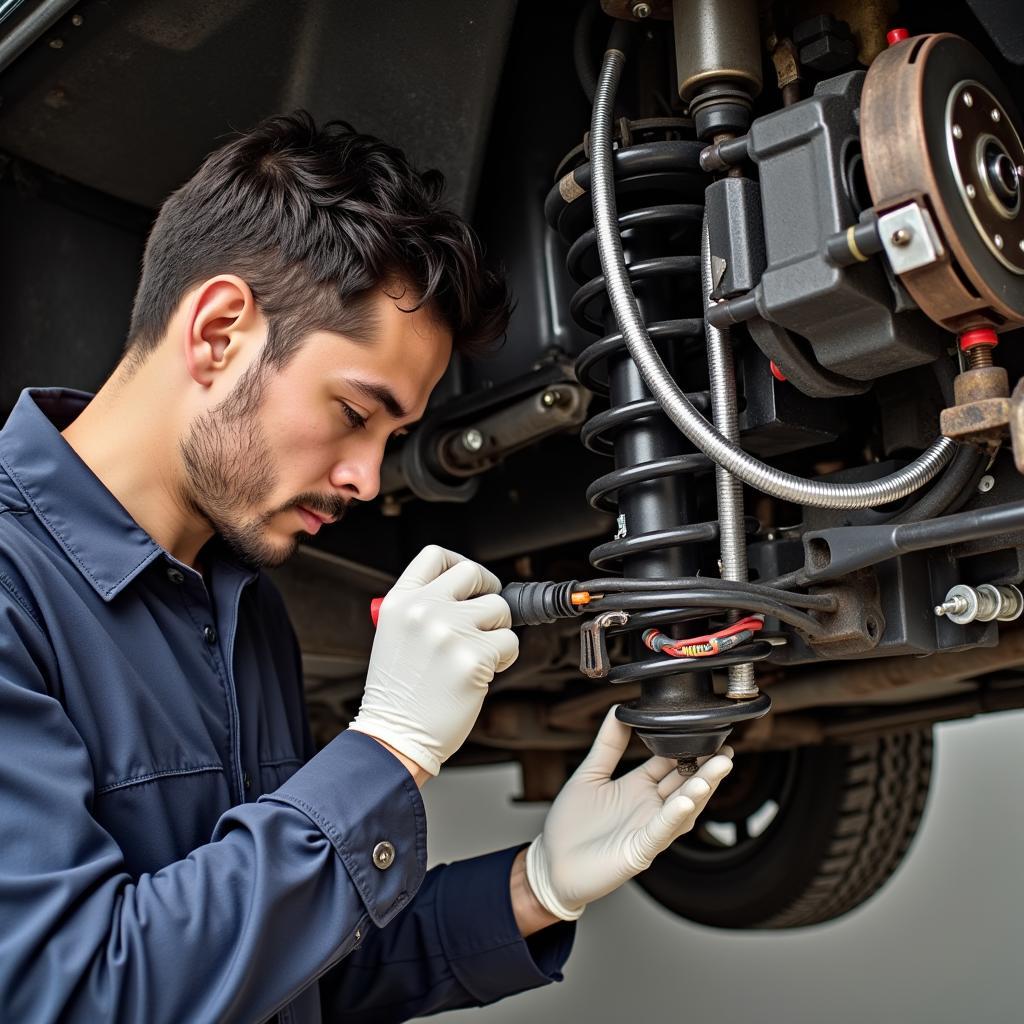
[545,123,771,759]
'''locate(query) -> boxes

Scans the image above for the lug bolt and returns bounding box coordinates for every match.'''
[461,428,484,452]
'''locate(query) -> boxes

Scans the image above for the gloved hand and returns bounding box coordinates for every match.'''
[525,706,733,920]
[349,545,518,777]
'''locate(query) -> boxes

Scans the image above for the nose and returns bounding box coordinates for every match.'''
[329,446,382,504]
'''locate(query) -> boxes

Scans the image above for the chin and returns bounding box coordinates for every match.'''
[218,522,301,569]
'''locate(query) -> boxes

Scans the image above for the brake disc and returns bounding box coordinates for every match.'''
[861,33,1024,332]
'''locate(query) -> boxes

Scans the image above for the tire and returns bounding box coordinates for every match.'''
[634,728,934,929]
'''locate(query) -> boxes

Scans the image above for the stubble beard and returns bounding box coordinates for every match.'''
[178,402,299,568]
[178,364,351,568]
[178,355,308,567]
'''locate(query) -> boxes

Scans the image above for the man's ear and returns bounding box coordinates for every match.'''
[182,275,260,387]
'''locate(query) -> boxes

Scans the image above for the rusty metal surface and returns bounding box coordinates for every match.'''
[940,365,1011,446]
[861,33,1024,332]
[766,624,1024,713]
[1010,377,1024,473]
[805,575,885,656]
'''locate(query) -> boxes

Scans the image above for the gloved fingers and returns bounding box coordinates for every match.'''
[656,745,734,799]
[656,767,688,800]
[665,756,733,826]
[576,706,630,780]
[427,558,502,601]
[632,755,736,863]
[693,751,734,792]
[394,545,466,590]
[630,792,699,867]
[636,755,679,784]
[489,627,520,673]
[463,592,513,631]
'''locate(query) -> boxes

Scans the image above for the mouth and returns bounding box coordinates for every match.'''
[296,506,335,534]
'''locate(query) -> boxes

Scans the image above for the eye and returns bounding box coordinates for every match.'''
[337,401,368,430]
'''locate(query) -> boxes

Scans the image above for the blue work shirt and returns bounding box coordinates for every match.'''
[0,388,574,1023]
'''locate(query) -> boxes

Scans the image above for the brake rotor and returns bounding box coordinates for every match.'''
[861,33,1024,332]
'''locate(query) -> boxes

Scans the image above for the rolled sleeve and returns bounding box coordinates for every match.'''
[261,729,427,928]
[435,845,575,1004]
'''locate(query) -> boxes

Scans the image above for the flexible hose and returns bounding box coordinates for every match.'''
[578,575,838,610]
[589,46,956,510]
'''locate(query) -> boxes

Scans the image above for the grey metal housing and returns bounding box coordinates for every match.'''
[746,71,948,381]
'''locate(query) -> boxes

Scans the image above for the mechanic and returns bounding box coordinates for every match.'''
[0,112,733,1023]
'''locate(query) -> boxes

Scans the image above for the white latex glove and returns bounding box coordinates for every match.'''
[526,706,734,920]
[349,545,518,776]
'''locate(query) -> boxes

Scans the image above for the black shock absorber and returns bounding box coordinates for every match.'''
[545,119,771,765]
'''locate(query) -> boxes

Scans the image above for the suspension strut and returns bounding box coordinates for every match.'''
[546,117,771,766]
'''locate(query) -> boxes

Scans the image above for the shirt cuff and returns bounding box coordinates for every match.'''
[434,845,576,1005]
[260,729,426,928]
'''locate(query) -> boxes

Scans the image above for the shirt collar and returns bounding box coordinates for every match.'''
[0,387,253,601]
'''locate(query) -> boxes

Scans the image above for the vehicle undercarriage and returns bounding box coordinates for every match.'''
[3,0,1024,929]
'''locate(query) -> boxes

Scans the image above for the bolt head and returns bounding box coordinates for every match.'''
[992,109,1002,123]
[952,124,964,140]
[632,2,652,17]
[71,13,83,26]
[978,474,995,492]
[461,428,484,452]
[994,233,1004,249]
[967,183,977,198]
[541,390,558,407]
[963,92,974,107]
[891,227,913,247]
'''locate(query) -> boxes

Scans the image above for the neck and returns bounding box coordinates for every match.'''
[62,351,213,567]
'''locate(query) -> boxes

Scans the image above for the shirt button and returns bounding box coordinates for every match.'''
[203,625,217,645]
[372,841,395,870]
[166,566,185,585]
[243,772,252,792]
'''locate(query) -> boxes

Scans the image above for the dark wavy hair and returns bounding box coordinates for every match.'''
[124,111,510,368]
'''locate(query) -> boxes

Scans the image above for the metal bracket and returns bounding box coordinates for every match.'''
[878,202,946,275]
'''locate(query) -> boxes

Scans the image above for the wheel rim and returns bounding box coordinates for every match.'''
[668,748,800,870]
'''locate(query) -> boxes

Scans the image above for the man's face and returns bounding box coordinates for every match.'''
[178,288,451,567]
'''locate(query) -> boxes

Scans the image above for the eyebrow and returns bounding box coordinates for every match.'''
[349,378,408,420]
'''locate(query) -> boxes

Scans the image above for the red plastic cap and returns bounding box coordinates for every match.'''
[959,328,998,352]
[770,360,788,382]
[370,596,385,628]
[886,27,910,45]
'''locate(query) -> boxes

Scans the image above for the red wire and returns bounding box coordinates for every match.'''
[663,616,764,653]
